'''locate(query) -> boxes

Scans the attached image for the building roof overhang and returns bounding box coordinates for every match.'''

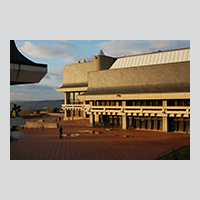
[10,40,47,85]
[78,92,190,101]
[56,84,88,93]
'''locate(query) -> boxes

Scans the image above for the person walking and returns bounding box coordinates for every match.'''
[59,126,63,139]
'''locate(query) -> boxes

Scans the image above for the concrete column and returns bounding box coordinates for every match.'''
[78,92,80,104]
[95,114,99,122]
[89,114,95,127]
[153,119,158,130]
[83,100,86,118]
[163,117,168,132]
[64,92,67,104]
[114,116,118,126]
[162,100,168,132]
[128,117,132,128]
[70,92,72,104]
[122,100,127,129]
[89,101,94,126]
[95,101,99,122]
[64,110,67,120]
[100,115,103,123]
[74,92,79,117]
[73,92,75,104]
[162,100,167,107]
[72,92,76,117]
[147,119,151,129]
[109,116,113,125]
[77,92,81,117]
[119,117,122,128]
[122,115,127,129]
[179,120,184,132]
[64,92,68,121]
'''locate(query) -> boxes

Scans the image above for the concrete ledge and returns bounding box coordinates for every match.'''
[10,130,25,139]
[46,113,64,117]
[64,117,85,121]
[10,139,18,148]
[10,117,26,126]
[21,121,58,129]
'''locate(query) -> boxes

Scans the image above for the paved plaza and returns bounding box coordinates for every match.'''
[10,118,190,160]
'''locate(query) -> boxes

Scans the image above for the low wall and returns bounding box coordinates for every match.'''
[46,113,64,117]
[21,121,58,129]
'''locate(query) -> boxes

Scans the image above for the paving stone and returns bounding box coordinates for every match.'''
[10,118,190,160]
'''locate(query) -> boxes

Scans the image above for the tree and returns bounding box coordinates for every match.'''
[10,104,21,117]
[20,106,31,116]
[53,107,59,113]
[46,108,53,113]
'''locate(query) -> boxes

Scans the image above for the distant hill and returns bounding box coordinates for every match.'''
[10,99,64,110]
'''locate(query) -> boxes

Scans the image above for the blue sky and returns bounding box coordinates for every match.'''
[10,40,190,101]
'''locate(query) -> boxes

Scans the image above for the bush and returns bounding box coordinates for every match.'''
[46,108,54,113]
[35,110,40,114]
[158,146,190,160]
[53,107,59,113]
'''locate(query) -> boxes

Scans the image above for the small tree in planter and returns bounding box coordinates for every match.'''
[10,104,21,117]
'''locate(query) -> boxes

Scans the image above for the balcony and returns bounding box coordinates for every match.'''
[61,104,190,118]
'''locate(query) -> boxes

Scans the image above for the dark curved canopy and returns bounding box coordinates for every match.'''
[10,40,47,85]
[10,40,47,68]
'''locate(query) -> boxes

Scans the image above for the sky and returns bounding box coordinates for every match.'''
[10,40,190,102]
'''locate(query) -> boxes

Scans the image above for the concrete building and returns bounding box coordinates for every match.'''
[57,47,190,133]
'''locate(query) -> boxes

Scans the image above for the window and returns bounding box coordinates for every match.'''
[136,100,140,106]
[168,99,190,106]
[126,100,133,106]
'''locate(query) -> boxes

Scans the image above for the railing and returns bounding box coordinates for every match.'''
[61,104,190,117]
[62,104,85,110]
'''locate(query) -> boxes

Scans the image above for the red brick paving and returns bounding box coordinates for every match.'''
[10,119,190,160]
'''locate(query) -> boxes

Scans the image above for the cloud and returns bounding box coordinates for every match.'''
[43,66,63,83]
[57,40,78,48]
[97,40,190,57]
[10,84,63,101]
[19,41,93,63]
[10,92,24,96]
[25,84,55,91]
[20,41,72,59]
[49,67,63,78]
[10,84,55,94]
